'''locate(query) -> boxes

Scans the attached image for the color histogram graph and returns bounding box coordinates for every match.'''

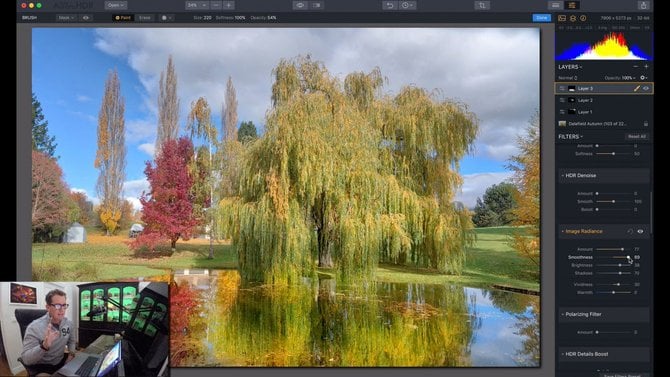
[556,32,652,60]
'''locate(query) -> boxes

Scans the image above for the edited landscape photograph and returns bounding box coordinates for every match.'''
[31,28,540,367]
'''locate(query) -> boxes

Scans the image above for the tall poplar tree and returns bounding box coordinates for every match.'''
[187,97,218,259]
[219,77,243,198]
[222,76,238,142]
[95,69,127,235]
[156,55,180,150]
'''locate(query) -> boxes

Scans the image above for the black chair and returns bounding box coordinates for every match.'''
[15,309,47,377]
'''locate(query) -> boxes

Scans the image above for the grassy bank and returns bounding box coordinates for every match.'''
[33,226,539,291]
[32,228,237,281]
[373,226,539,291]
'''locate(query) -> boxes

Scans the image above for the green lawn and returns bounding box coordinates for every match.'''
[466,226,539,287]
[32,228,237,281]
[33,226,538,291]
[376,226,539,291]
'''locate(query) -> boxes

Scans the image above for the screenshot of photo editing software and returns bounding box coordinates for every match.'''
[16,0,654,376]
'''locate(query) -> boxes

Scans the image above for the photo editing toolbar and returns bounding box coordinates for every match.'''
[16,1,653,376]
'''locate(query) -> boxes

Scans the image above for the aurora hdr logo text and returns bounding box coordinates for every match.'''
[53,1,93,10]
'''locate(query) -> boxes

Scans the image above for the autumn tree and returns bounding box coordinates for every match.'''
[472,182,518,227]
[218,140,244,198]
[119,199,136,230]
[237,121,258,143]
[508,113,540,267]
[219,56,478,285]
[67,192,83,224]
[139,137,200,251]
[32,151,69,241]
[189,145,212,226]
[69,191,95,226]
[95,69,127,235]
[170,282,206,366]
[219,78,244,198]
[187,98,217,258]
[222,76,238,142]
[65,196,81,225]
[32,93,57,158]
[156,55,180,150]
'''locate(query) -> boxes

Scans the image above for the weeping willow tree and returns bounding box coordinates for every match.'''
[219,56,478,284]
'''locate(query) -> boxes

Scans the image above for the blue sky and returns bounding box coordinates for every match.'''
[466,287,538,366]
[32,28,539,209]
[33,29,152,207]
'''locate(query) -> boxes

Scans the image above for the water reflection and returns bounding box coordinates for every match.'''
[171,269,539,367]
[466,288,538,366]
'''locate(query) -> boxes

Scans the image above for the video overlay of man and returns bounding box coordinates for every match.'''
[21,289,77,376]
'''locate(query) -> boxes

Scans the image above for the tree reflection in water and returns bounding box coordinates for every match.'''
[170,270,540,367]
[513,300,540,366]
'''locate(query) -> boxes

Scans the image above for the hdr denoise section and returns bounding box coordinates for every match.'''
[30,27,539,367]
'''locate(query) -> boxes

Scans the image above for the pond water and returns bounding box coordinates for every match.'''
[170,269,539,367]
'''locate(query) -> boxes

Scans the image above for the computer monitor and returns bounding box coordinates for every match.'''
[96,341,122,377]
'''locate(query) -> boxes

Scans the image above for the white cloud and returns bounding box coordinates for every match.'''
[484,144,520,161]
[123,178,149,195]
[77,95,92,102]
[125,196,143,212]
[455,172,514,209]
[123,179,150,211]
[138,143,155,157]
[125,118,156,144]
[93,28,539,161]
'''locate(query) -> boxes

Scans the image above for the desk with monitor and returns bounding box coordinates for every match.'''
[53,282,169,377]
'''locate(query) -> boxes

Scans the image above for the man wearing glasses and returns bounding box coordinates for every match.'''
[21,289,77,376]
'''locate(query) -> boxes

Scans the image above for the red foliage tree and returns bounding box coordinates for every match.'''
[32,150,69,239]
[140,137,200,250]
[169,282,203,366]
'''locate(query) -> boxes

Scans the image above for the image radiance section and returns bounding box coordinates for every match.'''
[30,27,540,367]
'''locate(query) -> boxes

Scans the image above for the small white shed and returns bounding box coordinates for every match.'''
[63,222,86,243]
